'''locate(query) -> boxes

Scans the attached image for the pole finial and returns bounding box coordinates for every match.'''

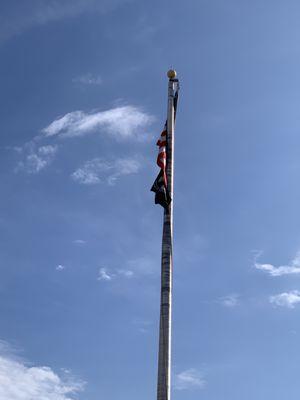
[167,69,177,79]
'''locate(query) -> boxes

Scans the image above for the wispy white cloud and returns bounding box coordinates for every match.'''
[71,157,140,185]
[132,319,153,334]
[42,106,154,140]
[132,318,153,333]
[174,369,206,391]
[270,290,300,308]
[5,146,23,153]
[254,251,300,277]
[97,268,113,281]
[127,257,157,275]
[73,239,86,245]
[0,0,124,43]
[219,294,239,308]
[117,269,134,278]
[16,144,58,174]
[97,267,134,282]
[72,73,102,85]
[0,340,84,400]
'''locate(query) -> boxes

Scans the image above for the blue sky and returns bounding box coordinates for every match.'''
[1,0,300,399]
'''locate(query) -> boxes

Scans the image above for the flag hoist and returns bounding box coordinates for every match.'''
[151,70,179,400]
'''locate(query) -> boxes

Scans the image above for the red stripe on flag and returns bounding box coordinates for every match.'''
[155,127,167,186]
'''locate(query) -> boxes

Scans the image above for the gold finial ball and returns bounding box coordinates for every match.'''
[167,69,177,79]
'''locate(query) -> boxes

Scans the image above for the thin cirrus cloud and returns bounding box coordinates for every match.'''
[14,104,151,174]
[42,106,154,140]
[72,73,102,85]
[0,340,85,400]
[127,257,157,276]
[16,144,58,174]
[0,0,124,43]
[270,290,300,308]
[97,267,133,282]
[219,294,240,308]
[71,157,140,185]
[73,239,86,245]
[174,368,206,391]
[254,251,300,277]
[97,259,157,284]
[132,319,153,334]
[98,268,113,281]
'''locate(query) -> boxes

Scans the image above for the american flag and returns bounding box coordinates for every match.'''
[157,125,167,186]
[151,123,171,209]
[151,86,178,209]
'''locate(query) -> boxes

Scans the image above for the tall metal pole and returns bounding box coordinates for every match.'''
[157,70,176,400]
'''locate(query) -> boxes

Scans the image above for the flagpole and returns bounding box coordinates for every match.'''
[157,69,177,400]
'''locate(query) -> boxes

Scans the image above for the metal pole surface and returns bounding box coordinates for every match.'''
[157,75,175,400]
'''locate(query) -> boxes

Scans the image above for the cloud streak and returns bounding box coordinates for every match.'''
[97,267,133,282]
[254,251,300,277]
[97,268,113,281]
[73,239,86,245]
[0,0,124,43]
[219,294,239,308]
[127,257,157,275]
[72,73,102,85]
[174,369,206,390]
[0,340,84,400]
[16,144,58,174]
[42,106,154,140]
[270,290,300,308]
[71,157,140,185]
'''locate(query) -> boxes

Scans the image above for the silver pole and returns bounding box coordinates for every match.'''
[157,71,176,400]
